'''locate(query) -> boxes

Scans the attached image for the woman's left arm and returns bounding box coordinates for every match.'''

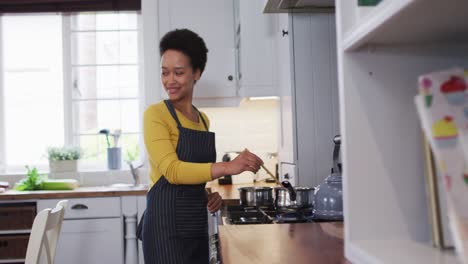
[207,192,222,213]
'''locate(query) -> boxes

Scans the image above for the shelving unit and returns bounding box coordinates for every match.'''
[342,0,468,51]
[336,0,468,263]
[0,229,31,235]
[0,259,25,263]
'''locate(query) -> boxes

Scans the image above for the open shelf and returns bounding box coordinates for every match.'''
[0,259,25,263]
[347,240,457,264]
[342,0,468,51]
[0,229,31,235]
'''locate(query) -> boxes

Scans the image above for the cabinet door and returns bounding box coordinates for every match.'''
[292,14,339,188]
[55,218,123,264]
[276,14,296,164]
[158,0,237,98]
[238,0,278,97]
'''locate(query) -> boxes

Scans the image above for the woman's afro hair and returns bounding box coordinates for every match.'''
[159,29,209,74]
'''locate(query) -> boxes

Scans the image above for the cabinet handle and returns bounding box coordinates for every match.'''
[227,75,233,81]
[282,29,288,37]
[284,173,290,180]
[71,204,88,210]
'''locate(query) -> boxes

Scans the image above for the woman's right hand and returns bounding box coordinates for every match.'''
[226,150,263,175]
[211,150,264,180]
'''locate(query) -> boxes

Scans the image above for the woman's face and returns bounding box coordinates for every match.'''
[161,49,201,102]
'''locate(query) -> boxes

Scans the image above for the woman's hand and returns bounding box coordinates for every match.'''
[210,150,264,180]
[226,150,263,175]
[207,192,222,213]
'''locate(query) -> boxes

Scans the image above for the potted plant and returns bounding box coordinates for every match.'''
[47,146,81,173]
[99,129,122,170]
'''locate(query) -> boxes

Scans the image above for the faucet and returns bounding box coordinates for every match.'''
[127,161,144,186]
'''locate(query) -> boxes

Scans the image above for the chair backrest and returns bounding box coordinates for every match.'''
[25,200,67,264]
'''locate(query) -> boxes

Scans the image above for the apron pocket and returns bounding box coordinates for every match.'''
[175,191,208,238]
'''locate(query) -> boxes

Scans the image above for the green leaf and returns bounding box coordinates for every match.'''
[14,165,47,191]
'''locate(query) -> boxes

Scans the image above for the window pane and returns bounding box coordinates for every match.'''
[77,133,140,167]
[70,11,140,169]
[72,31,138,65]
[78,134,107,164]
[72,65,139,99]
[74,99,139,134]
[72,12,137,31]
[2,15,63,167]
[121,134,140,162]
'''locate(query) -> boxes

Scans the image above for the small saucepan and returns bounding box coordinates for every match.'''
[238,187,274,207]
[275,182,314,209]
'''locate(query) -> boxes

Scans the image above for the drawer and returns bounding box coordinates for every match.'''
[37,197,121,219]
[0,234,29,259]
[0,203,36,231]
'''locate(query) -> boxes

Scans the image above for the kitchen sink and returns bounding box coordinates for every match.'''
[108,183,147,190]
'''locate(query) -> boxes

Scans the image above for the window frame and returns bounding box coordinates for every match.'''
[0,16,4,173]
[0,11,145,174]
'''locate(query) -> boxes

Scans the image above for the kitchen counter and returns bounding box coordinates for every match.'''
[219,222,349,264]
[0,180,277,201]
[206,180,278,203]
[0,185,148,200]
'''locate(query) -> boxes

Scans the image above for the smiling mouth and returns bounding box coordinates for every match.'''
[166,88,180,95]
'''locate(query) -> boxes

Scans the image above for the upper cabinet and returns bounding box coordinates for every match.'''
[264,0,334,13]
[158,0,237,99]
[157,0,281,103]
[236,0,278,97]
[276,14,295,165]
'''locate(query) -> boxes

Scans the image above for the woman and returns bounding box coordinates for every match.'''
[140,29,264,264]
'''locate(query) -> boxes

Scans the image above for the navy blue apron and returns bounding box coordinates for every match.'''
[137,100,216,264]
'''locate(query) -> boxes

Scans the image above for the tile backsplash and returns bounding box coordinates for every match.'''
[201,98,279,183]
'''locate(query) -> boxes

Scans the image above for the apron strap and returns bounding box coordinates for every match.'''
[193,106,209,131]
[164,100,183,128]
[164,100,209,131]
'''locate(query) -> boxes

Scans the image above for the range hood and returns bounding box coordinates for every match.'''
[263,0,334,13]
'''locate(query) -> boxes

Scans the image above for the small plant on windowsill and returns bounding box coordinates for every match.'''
[47,146,81,173]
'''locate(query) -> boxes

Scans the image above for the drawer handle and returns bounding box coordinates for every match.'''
[71,204,88,210]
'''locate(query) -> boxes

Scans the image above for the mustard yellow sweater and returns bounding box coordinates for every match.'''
[144,101,213,187]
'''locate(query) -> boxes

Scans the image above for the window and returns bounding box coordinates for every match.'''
[69,13,141,169]
[0,12,142,173]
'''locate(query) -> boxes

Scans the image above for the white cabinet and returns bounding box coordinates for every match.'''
[55,218,123,264]
[37,197,123,264]
[336,0,468,263]
[237,0,278,97]
[158,0,237,99]
[275,13,339,188]
[276,14,295,165]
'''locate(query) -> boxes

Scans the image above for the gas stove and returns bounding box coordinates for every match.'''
[225,205,315,225]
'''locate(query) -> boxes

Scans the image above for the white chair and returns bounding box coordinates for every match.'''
[25,200,68,264]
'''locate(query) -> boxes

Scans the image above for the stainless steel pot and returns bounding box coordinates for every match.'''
[238,187,273,207]
[274,186,314,209]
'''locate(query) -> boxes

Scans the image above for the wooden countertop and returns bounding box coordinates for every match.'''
[219,222,349,264]
[0,185,148,200]
[206,181,278,201]
[0,180,276,201]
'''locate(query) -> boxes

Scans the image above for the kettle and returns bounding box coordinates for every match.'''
[313,135,343,221]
